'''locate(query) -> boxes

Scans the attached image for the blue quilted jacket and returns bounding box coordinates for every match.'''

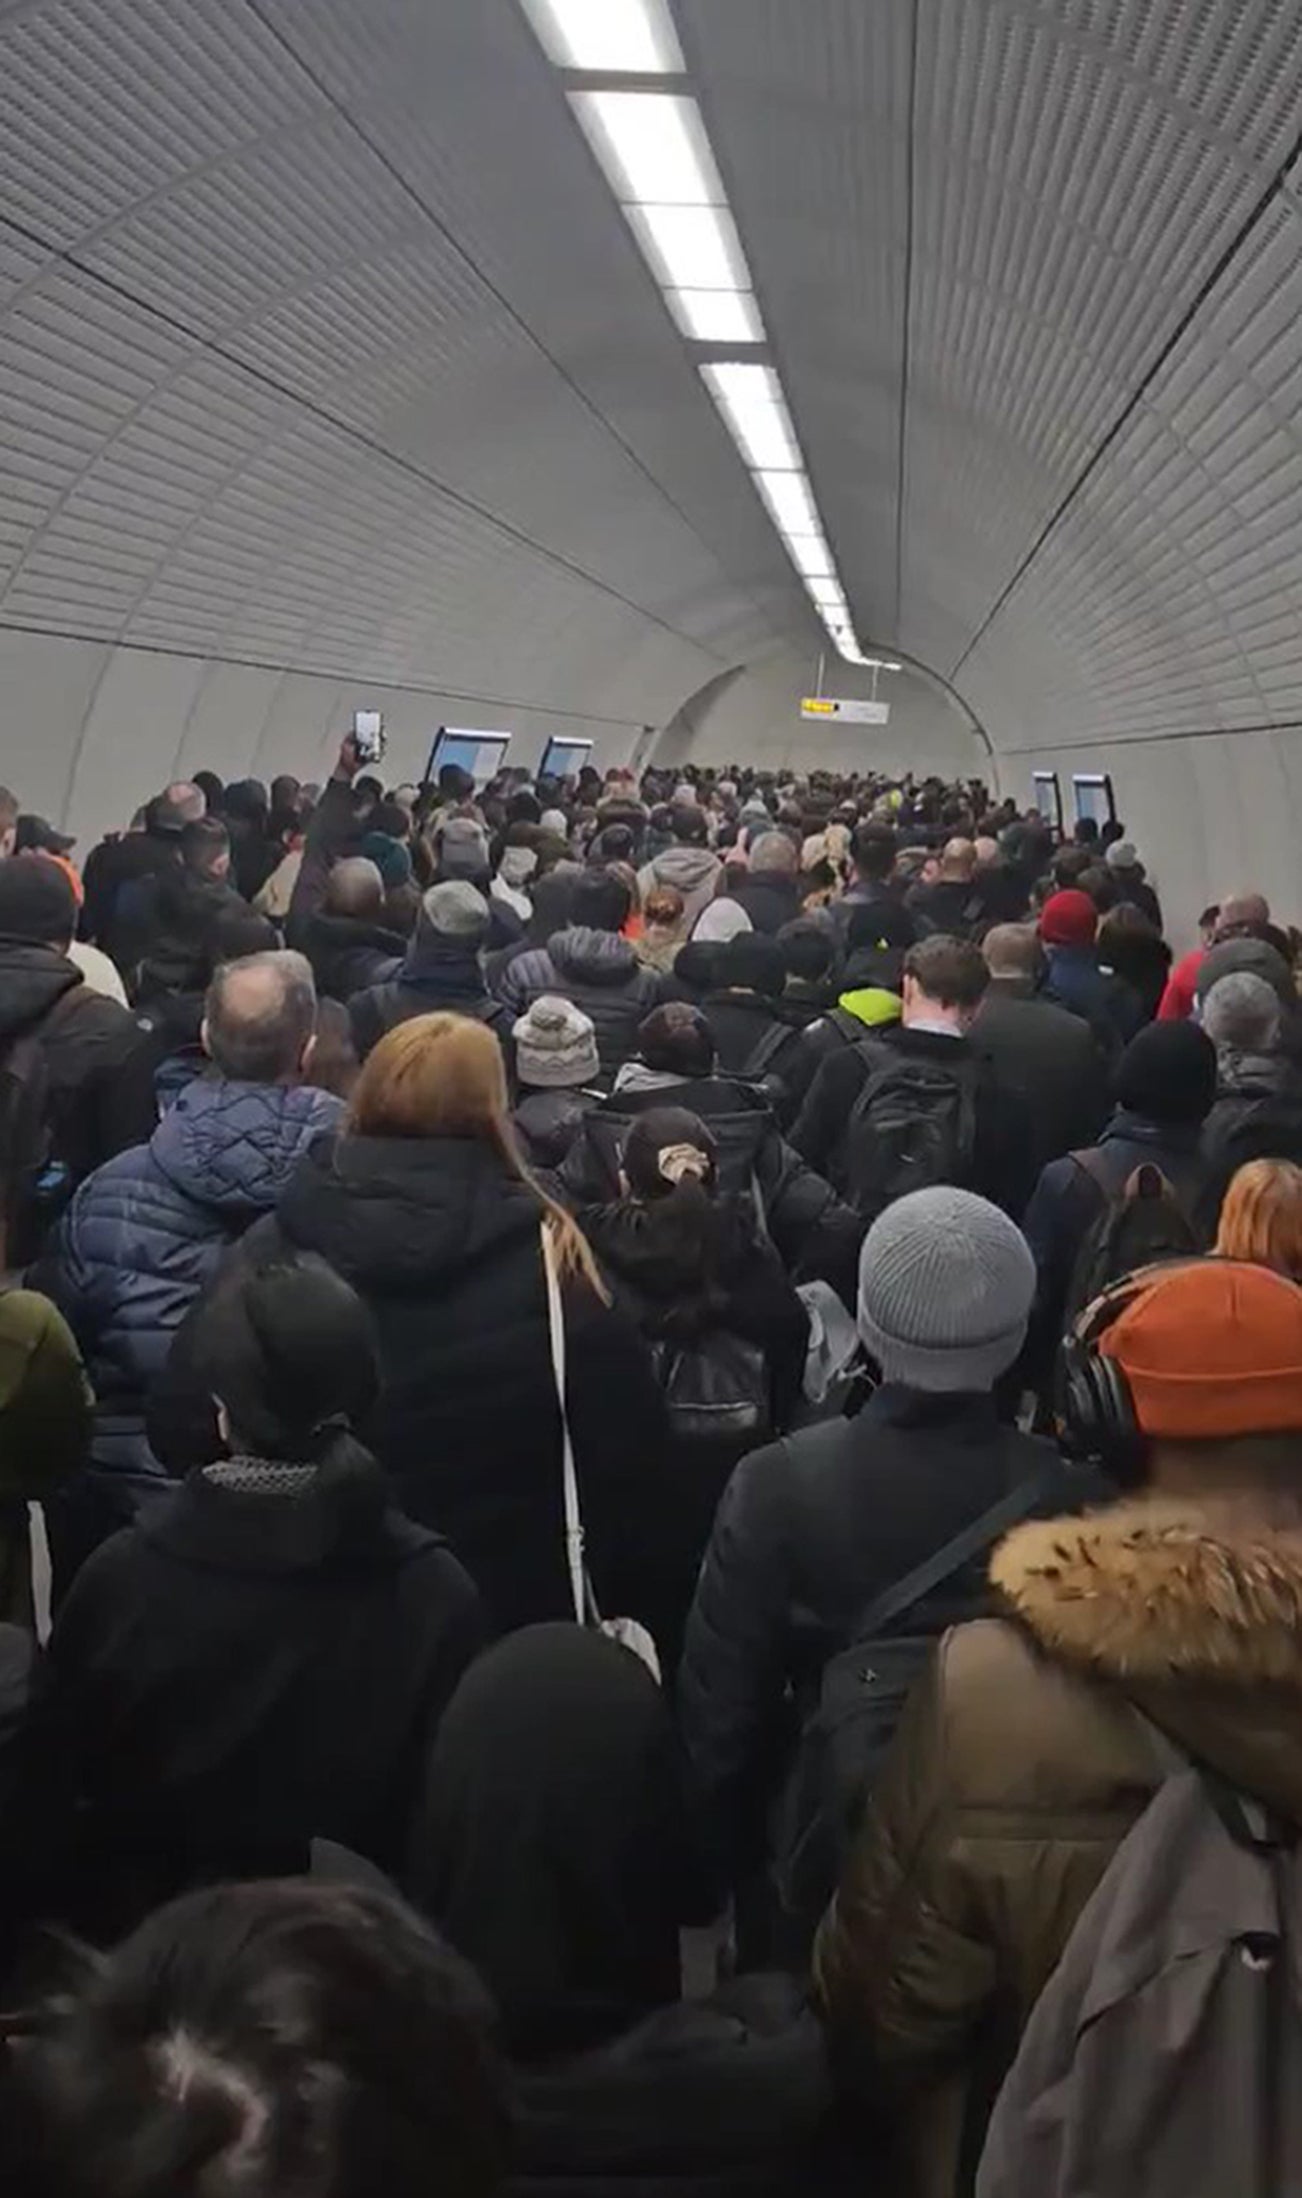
[36,1077,342,1482]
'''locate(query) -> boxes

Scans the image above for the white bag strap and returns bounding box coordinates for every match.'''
[541,1220,586,1627]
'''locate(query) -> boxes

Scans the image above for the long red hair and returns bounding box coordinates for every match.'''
[347,1012,606,1294]
[1215,1159,1302,1281]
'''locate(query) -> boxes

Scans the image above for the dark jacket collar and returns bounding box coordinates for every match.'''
[861,1383,1000,1433]
[1102,1107,1201,1153]
[141,1453,396,1573]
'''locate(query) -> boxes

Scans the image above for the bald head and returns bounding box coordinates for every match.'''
[939,837,976,882]
[326,857,384,919]
[202,950,317,1084]
[983,923,1041,979]
[1216,892,1270,938]
[973,836,999,867]
[0,785,17,859]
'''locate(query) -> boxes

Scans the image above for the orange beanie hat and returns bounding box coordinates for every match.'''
[1098,1260,1302,1439]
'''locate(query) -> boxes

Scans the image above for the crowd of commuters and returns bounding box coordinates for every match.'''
[0,752,1301,2195]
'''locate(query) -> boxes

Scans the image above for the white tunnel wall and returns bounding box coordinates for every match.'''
[997,728,1302,954]
[0,629,641,850]
[659,652,986,782]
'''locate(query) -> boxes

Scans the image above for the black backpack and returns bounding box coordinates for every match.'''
[842,1042,979,1218]
[774,1464,1061,1945]
[650,1331,771,1450]
[0,988,88,1266]
[1063,1154,1200,1329]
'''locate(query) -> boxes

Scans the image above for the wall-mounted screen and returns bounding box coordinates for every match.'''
[540,736,593,781]
[1072,772,1116,827]
[424,728,512,786]
[1032,771,1063,831]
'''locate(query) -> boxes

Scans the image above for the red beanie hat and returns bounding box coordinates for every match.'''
[1039,889,1097,949]
[1099,1260,1302,1439]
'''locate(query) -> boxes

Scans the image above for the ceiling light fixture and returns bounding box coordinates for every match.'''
[570,91,722,207]
[521,0,684,74]
[522,0,867,664]
[665,289,763,343]
[626,201,749,293]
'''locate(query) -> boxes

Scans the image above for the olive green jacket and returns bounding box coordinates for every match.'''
[0,1289,93,1621]
[814,1490,1302,2196]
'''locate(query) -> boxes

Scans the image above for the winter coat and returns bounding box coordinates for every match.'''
[698,991,805,1088]
[511,1979,835,2198]
[498,927,666,1076]
[348,934,513,1060]
[31,1078,343,1495]
[20,1452,482,1939]
[1021,1109,1209,1369]
[813,1488,1302,2198]
[513,1086,605,1171]
[790,1025,1037,1221]
[554,1073,861,1297]
[904,877,986,938]
[971,975,1110,1173]
[728,874,803,937]
[80,830,177,958]
[581,1196,810,1667]
[299,910,410,1004]
[678,1389,1079,1878]
[133,870,249,1001]
[1158,945,1205,1021]
[0,941,154,1192]
[636,845,722,936]
[778,981,904,1127]
[189,1135,675,1642]
[1042,945,1143,1054]
[1200,1051,1302,1184]
[0,1291,92,1622]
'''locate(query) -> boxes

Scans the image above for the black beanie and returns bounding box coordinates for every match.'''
[1115,1020,1217,1126]
[0,853,77,944]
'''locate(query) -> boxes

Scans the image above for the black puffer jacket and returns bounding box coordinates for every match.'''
[499,928,665,1076]
[678,1388,1086,1878]
[214,1135,674,1640]
[299,911,410,1005]
[555,1075,861,1297]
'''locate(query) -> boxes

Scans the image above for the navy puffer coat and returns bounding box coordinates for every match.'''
[34,1077,342,1485]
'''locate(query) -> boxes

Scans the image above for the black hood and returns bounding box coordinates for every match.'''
[276,1133,541,1291]
[0,940,81,1044]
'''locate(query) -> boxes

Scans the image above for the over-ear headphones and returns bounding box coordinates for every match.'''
[1057,1260,1206,1486]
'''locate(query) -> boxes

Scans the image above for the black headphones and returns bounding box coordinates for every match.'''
[1058,1260,1206,1485]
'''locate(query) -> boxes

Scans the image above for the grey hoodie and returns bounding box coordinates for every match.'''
[637,844,722,932]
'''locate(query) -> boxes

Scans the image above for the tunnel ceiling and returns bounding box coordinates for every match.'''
[3,0,1302,754]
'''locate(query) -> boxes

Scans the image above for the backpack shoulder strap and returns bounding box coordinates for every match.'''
[742,1018,794,1081]
[847,1464,1060,1645]
[1069,1145,1115,1193]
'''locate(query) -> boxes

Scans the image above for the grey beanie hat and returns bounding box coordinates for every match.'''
[421,880,490,943]
[856,1186,1036,1392]
[513,994,600,1089]
[1105,840,1139,870]
[1200,969,1282,1053]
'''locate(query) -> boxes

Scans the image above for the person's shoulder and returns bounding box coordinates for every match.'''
[934,1613,1152,1808]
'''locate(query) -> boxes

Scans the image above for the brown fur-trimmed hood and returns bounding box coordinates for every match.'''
[991,1496,1302,1818]
[991,1496,1302,1688]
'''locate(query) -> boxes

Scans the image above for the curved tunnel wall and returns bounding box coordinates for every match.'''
[5,0,1302,943]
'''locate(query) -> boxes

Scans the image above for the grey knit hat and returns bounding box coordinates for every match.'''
[421,881,489,943]
[856,1186,1036,1392]
[513,995,600,1089]
[437,815,491,881]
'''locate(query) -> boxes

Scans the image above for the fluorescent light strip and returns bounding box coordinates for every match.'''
[571,92,723,207]
[521,0,684,73]
[523,0,868,662]
[666,289,763,342]
[626,201,749,292]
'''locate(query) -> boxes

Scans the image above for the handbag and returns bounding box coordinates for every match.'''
[540,1223,661,1683]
